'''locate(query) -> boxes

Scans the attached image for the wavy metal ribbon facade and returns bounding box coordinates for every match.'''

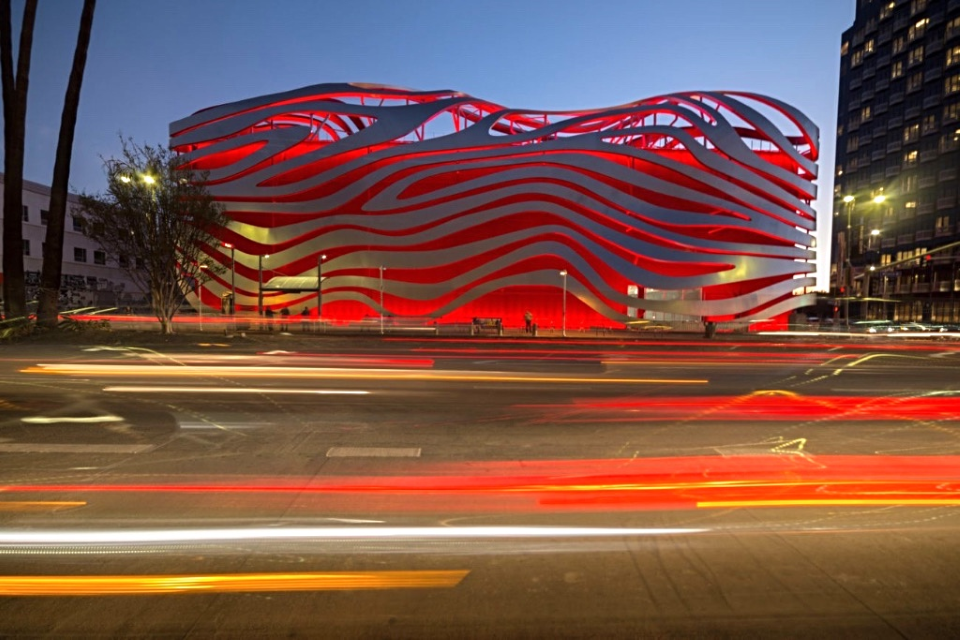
[169,83,819,327]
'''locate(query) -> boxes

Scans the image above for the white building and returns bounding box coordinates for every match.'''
[0,173,140,310]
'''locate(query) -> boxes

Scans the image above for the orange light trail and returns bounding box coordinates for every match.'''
[0,570,470,596]
[23,363,707,385]
[698,499,960,508]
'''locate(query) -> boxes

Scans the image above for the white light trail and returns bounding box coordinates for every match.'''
[21,415,125,424]
[0,526,704,545]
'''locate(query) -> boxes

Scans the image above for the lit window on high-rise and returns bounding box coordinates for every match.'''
[908,46,924,66]
[946,74,960,96]
[904,123,920,144]
[908,18,929,42]
[944,102,960,122]
[947,46,960,68]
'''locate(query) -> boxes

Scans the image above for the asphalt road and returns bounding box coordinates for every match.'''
[1,331,960,638]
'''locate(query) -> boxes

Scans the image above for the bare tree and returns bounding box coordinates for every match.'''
[37,0,96,329]
[1,0,37,321]
[78,140,227,334]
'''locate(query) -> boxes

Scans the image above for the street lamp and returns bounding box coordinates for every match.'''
[839,193,887,327]
[198,264,208,331]
[224,242,235,315]
[379,266,386,335]
[840,195,855,329]
[317,253,326,318]
[559,269,568,338]
[258,254,270,316]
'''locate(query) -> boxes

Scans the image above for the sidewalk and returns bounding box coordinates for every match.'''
[63,312,751,342]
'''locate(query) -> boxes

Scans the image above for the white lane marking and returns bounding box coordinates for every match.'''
[177,421,258,430]
[326,447,422,458]
[0,443,153,454]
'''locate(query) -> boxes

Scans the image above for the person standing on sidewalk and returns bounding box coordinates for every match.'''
[280,306,290,332]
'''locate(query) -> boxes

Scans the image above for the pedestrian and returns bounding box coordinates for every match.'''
[524,310,533,333]
[265,307,275,332]
[280,306,290,331]
[300,306,310,332]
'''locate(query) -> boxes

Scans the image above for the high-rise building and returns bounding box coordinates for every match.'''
[834,0,960,325]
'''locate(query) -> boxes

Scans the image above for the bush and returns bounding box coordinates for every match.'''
[60,317,111,332]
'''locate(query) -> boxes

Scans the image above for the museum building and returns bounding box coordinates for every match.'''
[170,83,819,329]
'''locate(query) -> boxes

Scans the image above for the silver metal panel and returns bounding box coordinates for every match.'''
[171,83,820,323]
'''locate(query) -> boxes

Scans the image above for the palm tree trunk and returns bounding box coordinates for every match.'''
[38,0,96,329]
[1,0,38,322]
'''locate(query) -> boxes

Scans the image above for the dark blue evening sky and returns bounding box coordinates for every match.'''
[6,0,854,287]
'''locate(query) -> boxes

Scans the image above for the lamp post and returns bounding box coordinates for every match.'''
[224,242,236,315]
[841,195,855,329]
[198,264,208,331]
[317,253,326,318]
[559,269,568,338]
[840,193,886,328]
[863,229,880,319]
[257,254,269,316]
[379,266,386,335]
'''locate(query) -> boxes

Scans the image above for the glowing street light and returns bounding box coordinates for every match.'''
[224,242,235,315]
[839,191,888,326]
[317,253,327,318]
[559,269,568,338]
[198,264,208,331]
[258,254,270,316]
[379,266,386,335]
